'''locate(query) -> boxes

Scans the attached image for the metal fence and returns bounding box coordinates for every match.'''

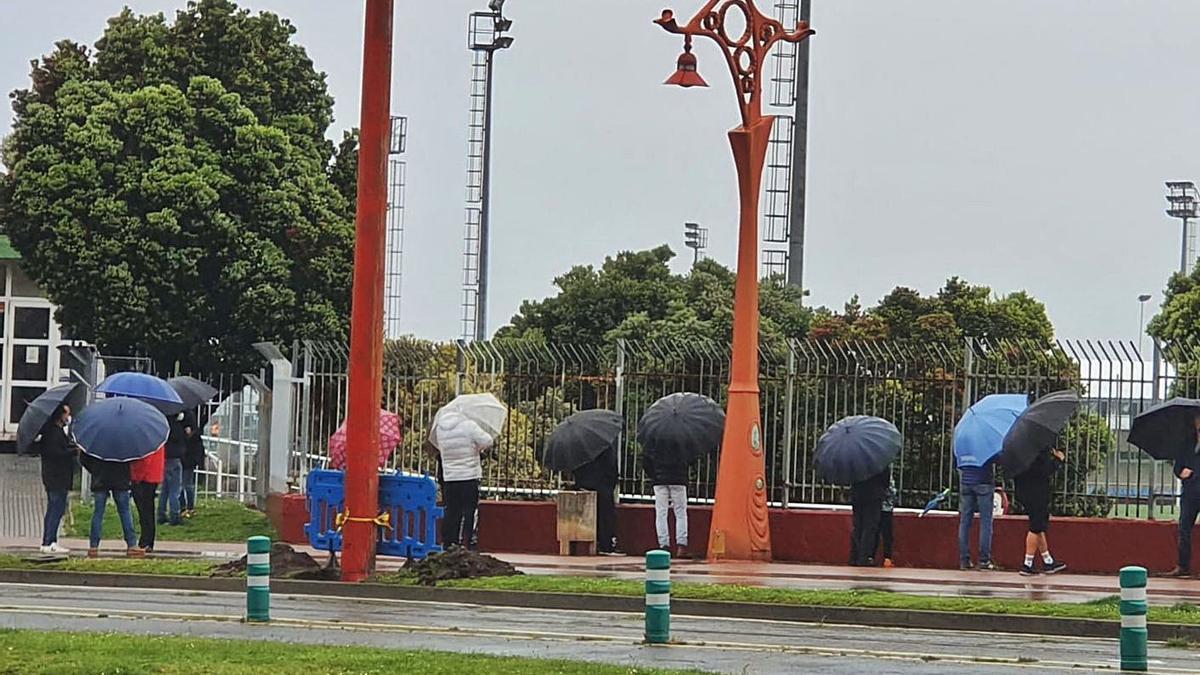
[281,337,1200,519]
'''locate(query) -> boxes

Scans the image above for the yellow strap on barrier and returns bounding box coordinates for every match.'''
[334,510,392,532]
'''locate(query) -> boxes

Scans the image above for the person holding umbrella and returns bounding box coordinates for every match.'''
[1128,399,1200,577]
[157,412,188,527]
[167,376,219,519]
[36,404,77,554]
[954,394,1027,571]
[997,390,1080,577]
[638,393,725,559]
[75,397,170,558]
[544,409,626,554]
[814,416,903,567]
[430,394,504,549]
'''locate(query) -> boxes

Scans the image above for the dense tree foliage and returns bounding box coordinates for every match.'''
[0,0,355,371]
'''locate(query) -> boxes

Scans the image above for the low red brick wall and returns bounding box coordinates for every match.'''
[271,497,1191,574]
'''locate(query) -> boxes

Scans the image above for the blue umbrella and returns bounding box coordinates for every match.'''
[920,488,952,517]
[954,394,1028,469]
[97,372,184,414]
[73,397,169,462]
[814,415,902,485]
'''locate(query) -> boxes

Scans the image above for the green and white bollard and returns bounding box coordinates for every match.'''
[246,535,271,623]
[1119,565,1148,672]
[645,550,671,644]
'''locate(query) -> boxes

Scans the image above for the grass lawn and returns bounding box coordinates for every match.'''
[0,554,215,577]
[371,571,1200,626]
[0,630,704,675]
[68,497,275,543]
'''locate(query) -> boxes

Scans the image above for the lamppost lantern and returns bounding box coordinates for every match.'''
[665,40,708,88]
[655,1,813,562]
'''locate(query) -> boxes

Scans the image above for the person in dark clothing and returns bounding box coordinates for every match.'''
[1013,448,1067,576]
[37,405,76,554]
[643,442,689,558]
[849,470,889,566]
[81,452,141,557]
[1166,415,1200,577]
[574,443,620,555]
[875,476,896,568]
[157,412,187,526]
[181,410,205,517]
[130,445,164,551]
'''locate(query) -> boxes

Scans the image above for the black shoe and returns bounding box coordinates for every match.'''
[1043,560,1067,575]
[1019,564,1039,577]
[978,561,996,571]
[960,560,974,571]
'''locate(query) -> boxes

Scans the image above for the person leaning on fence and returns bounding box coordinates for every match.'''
[959,457,997,571]
[1166,415,1200,578]
[432,411,493,550]
[181,409,205,519]
[81,451,142,558]
[643,443,689,558]
[36,404,76,555]
[1014,448,1067,576]
[849,468,890,566]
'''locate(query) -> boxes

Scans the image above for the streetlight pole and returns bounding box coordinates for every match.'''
[342,0,394,582]
[656,2,814,561]
[1138,294,1152,355]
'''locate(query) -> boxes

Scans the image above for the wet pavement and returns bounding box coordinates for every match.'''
[0,455,48,539]
[1,581,1196,673]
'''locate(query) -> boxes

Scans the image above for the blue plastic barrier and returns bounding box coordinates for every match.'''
[304,469,444,559]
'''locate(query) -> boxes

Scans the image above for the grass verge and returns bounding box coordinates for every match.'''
[68,497,275,543]
[0,554,215,577]
[0,629,704,675]
[370,572,1200,626]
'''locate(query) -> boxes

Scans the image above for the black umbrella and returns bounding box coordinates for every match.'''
[16,382,87,455]
[543,410,623,472]
[168,376,219,409]
[1129,397,1200,461]
[814,415,902,485]
[997,390,1080,476]
[637,393,725,463]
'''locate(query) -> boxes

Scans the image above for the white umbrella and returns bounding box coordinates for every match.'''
[432,393,508,440]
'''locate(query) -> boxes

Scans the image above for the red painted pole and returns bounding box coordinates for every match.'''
[341,0,393,583]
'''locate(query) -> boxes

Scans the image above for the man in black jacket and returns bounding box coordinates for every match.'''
[849,469,889,566]
[37,405,76,554]
[643,442,689,558]
[1014,449,1068,576]
[574,442,620,555]
[1167,415,1200,577]
[181,410,205,518]
[157,413,187,526]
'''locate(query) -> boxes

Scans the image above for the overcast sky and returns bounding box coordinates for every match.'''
[3,1,1200,345]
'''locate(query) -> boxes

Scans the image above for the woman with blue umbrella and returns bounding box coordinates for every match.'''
[953,393,1027,571]
[815,416,902,567]
[74,397,169,558]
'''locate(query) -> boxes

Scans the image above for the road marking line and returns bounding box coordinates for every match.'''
[1,603,1196,673]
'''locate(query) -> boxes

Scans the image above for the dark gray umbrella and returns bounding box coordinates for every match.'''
[637,393,725,463]
[16,382,86,455]
[814,415,902,485]
[1129,398,1200,461]
[543,410,623,472]
[997,390,1080,476]
[168,376,219,409]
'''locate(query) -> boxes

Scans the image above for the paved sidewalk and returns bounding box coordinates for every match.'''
[3,535,1198,605]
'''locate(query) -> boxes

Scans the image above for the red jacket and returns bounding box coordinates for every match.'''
[130,446,165,484]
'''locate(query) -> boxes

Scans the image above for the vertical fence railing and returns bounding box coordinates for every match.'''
[266,336,1200,519]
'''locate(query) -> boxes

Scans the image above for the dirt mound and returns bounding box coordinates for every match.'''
[402,547,522,586]
[212,543,333,579]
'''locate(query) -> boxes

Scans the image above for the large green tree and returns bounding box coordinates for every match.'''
[0,0,355,371]
[498,245,813,345]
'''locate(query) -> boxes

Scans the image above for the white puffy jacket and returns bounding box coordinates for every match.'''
[433,411,493,482]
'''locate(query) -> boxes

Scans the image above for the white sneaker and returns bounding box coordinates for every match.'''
[39,543,70,555]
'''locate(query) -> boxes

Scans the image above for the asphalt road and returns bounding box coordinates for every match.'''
[0,582,1195,674]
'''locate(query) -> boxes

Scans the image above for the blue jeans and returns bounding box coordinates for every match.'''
[91,490,137,549]
[42,490,68,546]
[959,483,995,564]
[182,466,197,512]
[158,458,183,524]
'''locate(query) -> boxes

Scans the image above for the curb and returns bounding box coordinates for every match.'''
[2,568,1198,642]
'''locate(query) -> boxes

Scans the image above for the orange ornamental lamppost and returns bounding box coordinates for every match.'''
[655,2,813,561]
